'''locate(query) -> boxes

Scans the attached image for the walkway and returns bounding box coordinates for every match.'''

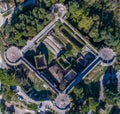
[116,70,120,93]
[38,101,66,114]
[64,57,101,94]
[5,100,36,114]
[0,15,4,27]
[99,75,105,101]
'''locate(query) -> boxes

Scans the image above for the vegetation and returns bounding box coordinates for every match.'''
[0,0,54,47]
[68,81,99,114]
[66,0,120,48]
[27,103,38,110]
[0,70,16,86]
[68,66,120,113]
[3,11,12,17]
[54,22,83,57]
[0,0,120,113]
[57,56,71,70]
[22,70,56,101]
[85,65,107,82]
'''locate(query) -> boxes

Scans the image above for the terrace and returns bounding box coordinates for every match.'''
[44,35,63,56]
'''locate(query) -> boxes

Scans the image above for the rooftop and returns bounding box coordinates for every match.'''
[6,46,22,63]
[99,48,116,61]
[49,64,65,83]
[54,93,71,109]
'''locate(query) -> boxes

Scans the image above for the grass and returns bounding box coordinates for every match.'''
[27,103,38,110]
[60,24,84,48]
[24,70,56,100]
[48,49,55,64]
[27,71,46,91]
[0,37,5,58]
[35,42,55,64]
[54,21,85,57]
[33,80,45,91]
[3,10,11,17]
[84,65,107,83]
[53,28,82,57]
[0,70,16,86]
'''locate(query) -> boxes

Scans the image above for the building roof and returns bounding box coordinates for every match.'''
[6,46,22,63]
[99,48,116,61]
[49,64,64,83]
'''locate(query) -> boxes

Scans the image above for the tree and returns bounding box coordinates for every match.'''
[0,70,16,86]
[59,0,65,3]
[43,0,51,8]
[27,28,37,37]
[32,7,38,18]
[51,0,58,4]
[89,97,98,112]
[78,17,93,33]
[14,32,22,41]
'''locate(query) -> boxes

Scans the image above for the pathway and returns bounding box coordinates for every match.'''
[0,95,36,114]
[99,75,105,101]
[116,70,120,93]
[38,101,66,114]
[0,15,4,27]
[11,87,66,114]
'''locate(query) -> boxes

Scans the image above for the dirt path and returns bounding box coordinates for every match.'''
[99,75,105,101]
[0,15,4,27]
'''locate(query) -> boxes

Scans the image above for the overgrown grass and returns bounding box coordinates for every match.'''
[84,65,107,83]
[53,28,82,57]
[48,49,55,64]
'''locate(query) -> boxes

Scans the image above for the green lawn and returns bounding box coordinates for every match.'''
[84,65,108,83]
[54,21,85,57]
[53,28,82,57]
[48,49,55,64]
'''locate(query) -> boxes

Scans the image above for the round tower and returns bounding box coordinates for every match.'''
[99,48,116,66]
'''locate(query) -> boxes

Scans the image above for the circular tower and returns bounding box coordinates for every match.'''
[54,93,71,110]
[99,48,116,66]
[4,46,23,66]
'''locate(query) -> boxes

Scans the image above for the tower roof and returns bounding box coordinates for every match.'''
[54,93,71,109]
[6,46,22,63]
[99,48,116,66]
[99,48,116,61]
